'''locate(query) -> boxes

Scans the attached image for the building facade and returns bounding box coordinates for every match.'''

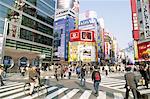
[79,10,101,62]
[130,0,150,62]
[54,0,79,61]
[0,0,55,69]
[54,15,75,61]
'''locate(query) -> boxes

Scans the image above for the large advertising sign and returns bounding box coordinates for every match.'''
[130,0,139,40]
[79,18,95,26]
[141,0,150,39]
[104,42,110,59]
[81,31,92,41]
[68,42,78,61]
[70,30,95,42]
[69,41,96,62]
[138,41,150,61]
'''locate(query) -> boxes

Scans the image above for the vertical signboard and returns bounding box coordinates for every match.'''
[130,0,139,40]
[141,0,150,39]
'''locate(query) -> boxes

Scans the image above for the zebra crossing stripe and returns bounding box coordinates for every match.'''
[45,88,68,99]
[22,86,49,99]
[3,89,26,99]
[112,85,125,89]
[0,82,23,89]
[79,90,92,99]
[105,83,125,86]
[0,84,24,93]
[60,89,79,99]
[0,86,24,97]
[97,91,106,99]
[113,93,124,99]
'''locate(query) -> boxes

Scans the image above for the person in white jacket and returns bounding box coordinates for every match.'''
[104,65,109,76]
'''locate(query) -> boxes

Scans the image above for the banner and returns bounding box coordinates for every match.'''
[130,0,139,40]
[138,41,150,61]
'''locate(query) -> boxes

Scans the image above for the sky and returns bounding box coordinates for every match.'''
[79,0,133,49]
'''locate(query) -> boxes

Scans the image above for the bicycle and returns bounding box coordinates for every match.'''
[24,78,48,97]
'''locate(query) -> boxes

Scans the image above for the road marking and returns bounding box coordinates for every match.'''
[97,91,106,99]
[114,93,124,99]
[0,84,24,93]
[61,89,79,99]
[46,88,68,99]
[22,86,57,99]
[79,90,92,99]
[0,82,23,89]
[0,87,25,97]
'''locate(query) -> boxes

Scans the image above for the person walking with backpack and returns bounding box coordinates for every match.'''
[92,67,101,95]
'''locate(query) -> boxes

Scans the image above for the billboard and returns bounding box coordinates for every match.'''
[57,0,74,9]
[70,29,95,42]
[69,41,96,62]
[130,0,139,40]
[104,42,110,59]
[138,41,150,61]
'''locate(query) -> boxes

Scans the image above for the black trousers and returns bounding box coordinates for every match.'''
[0,75,4,86]
[125,87,140,99]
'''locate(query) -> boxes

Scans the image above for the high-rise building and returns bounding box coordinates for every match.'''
[54,0,79,61]
[130,0,150,62]
[0,0,55,69]
[79,10,101,62]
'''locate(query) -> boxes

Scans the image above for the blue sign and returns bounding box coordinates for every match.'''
[79,18,94,26]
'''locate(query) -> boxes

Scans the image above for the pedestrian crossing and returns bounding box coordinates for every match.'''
[86,77,150,96]
[0,81,126,99]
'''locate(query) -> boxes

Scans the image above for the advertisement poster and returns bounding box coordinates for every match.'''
[81,31,92,40]
[69,42,78,61]
[138,41,150,61]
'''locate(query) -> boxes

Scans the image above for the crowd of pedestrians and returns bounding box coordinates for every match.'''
[0,62,149,98]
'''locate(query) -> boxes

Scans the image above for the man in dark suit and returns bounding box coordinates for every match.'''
[124,67,140,99]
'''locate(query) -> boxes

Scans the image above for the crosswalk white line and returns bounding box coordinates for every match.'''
[3,86,53,99]
[45,87,68,99]
[79,90,92,99]
[97,91,106,99]
[61,89,79,99]
[114,93,124,99]
[0,84,24,93]
[0,86,24,97]
[105,83,125,87]
[22,86,52,99]
[0,82,23,89]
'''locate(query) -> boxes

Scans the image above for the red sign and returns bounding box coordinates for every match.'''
[130,0,139,40]
[70,30,80,41]
[70,29,95,42]
[138,41,150,61]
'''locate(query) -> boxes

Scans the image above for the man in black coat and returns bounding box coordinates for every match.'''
[124,67,140,99]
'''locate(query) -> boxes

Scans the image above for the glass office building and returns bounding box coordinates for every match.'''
[0,0,55,69]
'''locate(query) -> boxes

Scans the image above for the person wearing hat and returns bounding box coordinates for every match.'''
[0,64,5,86]
[92,66,101,95]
